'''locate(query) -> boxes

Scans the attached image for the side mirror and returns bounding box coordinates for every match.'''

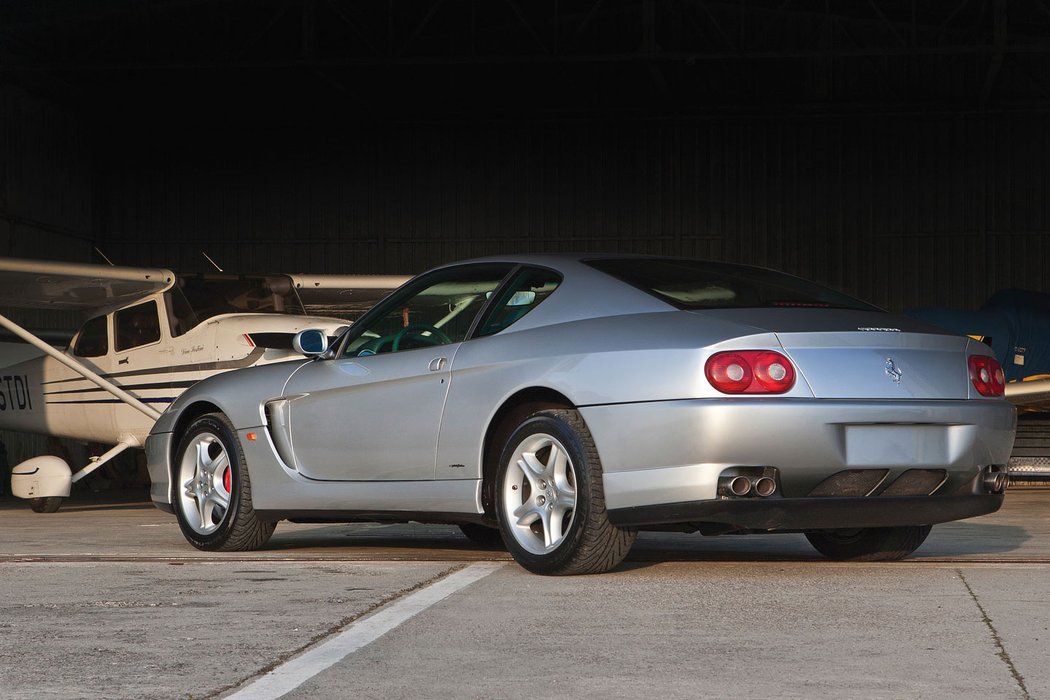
[293,329,329,357]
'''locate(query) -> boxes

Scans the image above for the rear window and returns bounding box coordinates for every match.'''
[585,258,881,312]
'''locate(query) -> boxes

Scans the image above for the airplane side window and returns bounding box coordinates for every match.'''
[166,288,199,337]
[115,300,162,351]
[73,315,108,358]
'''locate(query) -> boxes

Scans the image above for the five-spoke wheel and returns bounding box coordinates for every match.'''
[500,431,578,555]
[173,413,275,551]
[496,409,635,575]
[178,430,232,535]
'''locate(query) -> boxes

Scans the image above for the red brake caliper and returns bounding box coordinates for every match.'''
[223,467,231,493]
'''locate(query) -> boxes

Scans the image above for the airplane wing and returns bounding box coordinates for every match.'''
[0,257,175,312]
[1006,376,1050,410]
[289,273,410,320]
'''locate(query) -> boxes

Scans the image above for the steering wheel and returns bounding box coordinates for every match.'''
[392,323,452,351]
[356,335,393,356]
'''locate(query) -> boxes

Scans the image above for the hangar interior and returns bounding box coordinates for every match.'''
[1,1,1049,469]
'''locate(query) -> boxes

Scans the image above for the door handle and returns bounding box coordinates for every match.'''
[428,357,448,372]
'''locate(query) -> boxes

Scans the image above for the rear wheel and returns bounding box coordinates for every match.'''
[496,409,635,575]
[173,413,275,551]
[805,525,933,561]
[28,497,63,513]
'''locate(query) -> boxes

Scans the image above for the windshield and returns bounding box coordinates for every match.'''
[167,273,306,336]
[585,258,881,312]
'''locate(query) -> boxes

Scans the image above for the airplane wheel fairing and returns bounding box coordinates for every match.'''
[496,409,636,575]
[173,413,275,551]
[28,497,63,513]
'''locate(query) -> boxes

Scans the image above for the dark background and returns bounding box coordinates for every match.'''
[2,0,1050,311]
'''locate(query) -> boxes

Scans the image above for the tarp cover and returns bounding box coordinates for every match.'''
[907,289,1050,381]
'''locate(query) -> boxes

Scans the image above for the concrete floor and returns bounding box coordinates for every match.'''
[0,488,1048,699]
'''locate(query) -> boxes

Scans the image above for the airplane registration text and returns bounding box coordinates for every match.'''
[0,375,33,411]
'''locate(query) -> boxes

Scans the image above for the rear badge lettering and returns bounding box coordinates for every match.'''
[858,327,901,332]
[885,358,903,384]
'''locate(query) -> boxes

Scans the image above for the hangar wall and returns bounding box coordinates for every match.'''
[0,87,94,261]
[0,87,95,465]
[98,112,1050,312]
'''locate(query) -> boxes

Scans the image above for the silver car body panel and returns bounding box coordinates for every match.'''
[146,428,483,515]
[277,343,456,480]
[583,398,1015,511]
[146,254,1016,530]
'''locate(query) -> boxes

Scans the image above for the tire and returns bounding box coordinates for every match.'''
[805,525,933,561]
[173,413,275,551]
[458,522,505,549]
[496,409,636,575]
[28,497,63,513]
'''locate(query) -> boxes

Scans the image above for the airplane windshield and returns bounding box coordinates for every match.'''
[167,274,306,337]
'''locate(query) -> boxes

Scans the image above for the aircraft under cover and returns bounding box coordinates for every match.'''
[0,257,407,511]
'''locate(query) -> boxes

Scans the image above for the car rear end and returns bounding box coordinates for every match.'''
[577,258,1016,535]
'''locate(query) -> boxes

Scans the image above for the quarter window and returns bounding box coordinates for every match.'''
[476,268,562,337]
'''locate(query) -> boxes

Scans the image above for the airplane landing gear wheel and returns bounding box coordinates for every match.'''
[28,497,63,513]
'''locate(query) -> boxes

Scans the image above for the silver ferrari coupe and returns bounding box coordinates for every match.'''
[145,255,1016,574]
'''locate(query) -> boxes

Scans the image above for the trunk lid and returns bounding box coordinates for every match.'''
[694,308,974,400]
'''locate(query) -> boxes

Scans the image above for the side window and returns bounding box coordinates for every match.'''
[73,315,108,358]
[342,264,513,357]
[476,268,562,337]
[114,300,162,351]
[166,288,198,338]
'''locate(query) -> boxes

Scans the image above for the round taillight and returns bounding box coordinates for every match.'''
[968,355,1006,397]
[706,351,796,394]
[752,351,796,393]
[705,352,753,393]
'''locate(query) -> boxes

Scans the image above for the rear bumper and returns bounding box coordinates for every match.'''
[581,398,1016,513]
[608,493,1004,531]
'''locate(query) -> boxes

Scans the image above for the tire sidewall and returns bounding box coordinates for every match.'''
[806,524,932,561]
[173,413,245,549]
[495,411,593,574]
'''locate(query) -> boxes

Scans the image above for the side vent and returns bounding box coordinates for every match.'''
[264,399,298,470]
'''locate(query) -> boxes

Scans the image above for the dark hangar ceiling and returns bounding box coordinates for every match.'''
[1,0,1050,126]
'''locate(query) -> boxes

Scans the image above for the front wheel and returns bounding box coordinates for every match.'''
[496,409,636,575]
[173,413,275,551]
[805,525,933,561]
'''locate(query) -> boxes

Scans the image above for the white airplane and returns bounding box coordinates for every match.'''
[0,257,408,512]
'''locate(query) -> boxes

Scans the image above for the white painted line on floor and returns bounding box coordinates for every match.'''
[225,562,503,700]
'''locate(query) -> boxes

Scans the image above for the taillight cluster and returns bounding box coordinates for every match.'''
[705,351,796,394]
[968,355,1006,397]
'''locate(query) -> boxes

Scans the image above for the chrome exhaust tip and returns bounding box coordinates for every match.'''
[753,476,777,497]
[728,476,752,497]
[982,468,1009,494]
